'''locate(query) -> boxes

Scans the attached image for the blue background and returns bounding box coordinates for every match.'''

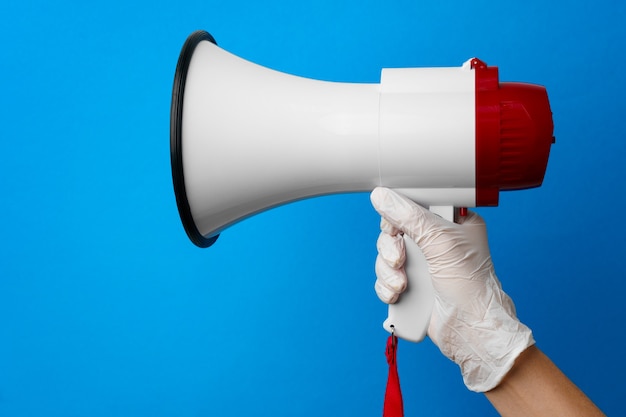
[1,1,625,416]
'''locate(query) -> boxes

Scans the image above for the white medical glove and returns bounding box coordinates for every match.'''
[370,187,535,392]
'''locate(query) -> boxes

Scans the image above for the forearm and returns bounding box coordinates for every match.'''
[485,345,605,417]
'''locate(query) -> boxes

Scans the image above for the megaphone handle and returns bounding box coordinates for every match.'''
[383,205,455,343]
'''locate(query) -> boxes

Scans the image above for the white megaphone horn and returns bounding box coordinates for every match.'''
[170,30,554,342]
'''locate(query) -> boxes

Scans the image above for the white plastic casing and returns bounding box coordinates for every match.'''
[181,41,476,238]
[175,36,478,343]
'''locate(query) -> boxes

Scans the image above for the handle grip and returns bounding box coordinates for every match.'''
[382,205,455,343]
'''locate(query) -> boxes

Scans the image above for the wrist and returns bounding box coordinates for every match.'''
[461,320,535,392]
[429,272,535,392]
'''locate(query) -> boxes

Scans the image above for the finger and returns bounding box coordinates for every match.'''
[370,187,441,243]
[380,217,401,236]
[374,280,399,304]
[375,254,407,293]
[376,231,405,269]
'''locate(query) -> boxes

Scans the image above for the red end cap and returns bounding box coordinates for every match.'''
[473,59,554,206]
[498,83,554,190]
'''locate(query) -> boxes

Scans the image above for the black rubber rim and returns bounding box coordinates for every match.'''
[170,30,219,248]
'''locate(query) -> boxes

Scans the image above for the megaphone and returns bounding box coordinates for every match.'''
[170,30,554,342]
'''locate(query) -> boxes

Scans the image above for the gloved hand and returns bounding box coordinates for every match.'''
[370,187,535,392]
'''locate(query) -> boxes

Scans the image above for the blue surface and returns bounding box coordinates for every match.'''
[1,1,625,416]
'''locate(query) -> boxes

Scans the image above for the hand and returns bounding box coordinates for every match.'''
[370,187,534,392]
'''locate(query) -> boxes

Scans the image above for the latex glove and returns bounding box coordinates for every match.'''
[370,187,535,392]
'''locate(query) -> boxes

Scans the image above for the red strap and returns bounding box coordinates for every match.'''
[383,334,404,417]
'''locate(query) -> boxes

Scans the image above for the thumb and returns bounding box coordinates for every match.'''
[370,187,443,244]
